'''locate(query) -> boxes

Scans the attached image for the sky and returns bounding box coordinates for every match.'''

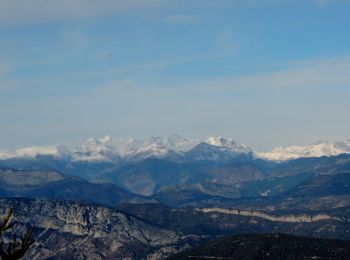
[0,0,350,151]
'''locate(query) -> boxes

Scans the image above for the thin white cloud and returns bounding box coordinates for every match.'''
[153,55,350,94]
[2,55,349,150]
[201,0,349,7]
[311,0,344,7]
[0,62,10,77]
[0,0,169,26]
[103,47,238,76]
[100,56,350,94]
[60,55,350,104]
[95,28,238,76]
[2,0,347,27]
[246,56,350,90]
[0,61,15,91]
[159,14,199,24]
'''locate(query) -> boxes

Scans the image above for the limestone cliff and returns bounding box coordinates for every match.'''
[197,207,343,223]
[0,198,201,259]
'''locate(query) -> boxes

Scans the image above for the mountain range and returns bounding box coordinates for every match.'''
[1,135,350,163]
[0,166,151,206]
[1,135,349,198]
[1,136,350,259]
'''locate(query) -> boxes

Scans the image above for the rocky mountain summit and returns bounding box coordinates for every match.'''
[257,140,350,161]
[1,135,349,163]
[0,135,252,163]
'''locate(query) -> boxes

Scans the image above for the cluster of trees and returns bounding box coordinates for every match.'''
[0,209,34,260]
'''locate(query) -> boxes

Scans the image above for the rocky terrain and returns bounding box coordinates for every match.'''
[0,198,202,259]
[117,202,350,240]
[0,140,350,259]
[197,208,340,223]
[0,167,151,206]
[168,233,350,260]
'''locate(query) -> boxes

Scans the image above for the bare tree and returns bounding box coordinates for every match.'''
[0,208,34,260]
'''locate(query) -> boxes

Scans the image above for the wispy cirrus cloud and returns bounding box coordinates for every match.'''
[2,0,347,27]
[179,55,350,94]
[64,55,350,99]
[204,0,349,8]
[158,14,199,25]
[0,0,169,26]
[311,0,347,7]
[0,62,10,77]
[1,55,349,150]
[95,27,239,79]
[101,45,238,76]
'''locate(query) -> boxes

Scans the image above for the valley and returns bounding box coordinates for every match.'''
[0,136,350,259]
[3,1,349,258]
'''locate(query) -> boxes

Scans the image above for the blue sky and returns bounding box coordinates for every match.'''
[1,0,350,151]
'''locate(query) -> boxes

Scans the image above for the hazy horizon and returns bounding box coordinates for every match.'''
[1,134,350,153]
[1,1,350,151]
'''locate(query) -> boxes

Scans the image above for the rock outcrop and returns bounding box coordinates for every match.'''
[0,198,200,259]
[197,207,342,223]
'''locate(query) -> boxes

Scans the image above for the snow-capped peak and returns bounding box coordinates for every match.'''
[206,136,228,147]
[1,136,349,163]
[167,135,200,152]
[0,145,62,160]
[98,135,112,143]
[0,135,201,162]
[205,136,252,154]
[257,140,350,161]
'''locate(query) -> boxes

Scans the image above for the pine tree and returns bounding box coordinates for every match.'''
[0,208,34,260]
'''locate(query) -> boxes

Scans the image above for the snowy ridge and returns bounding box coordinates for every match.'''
[1,136,350,162]
[0,146,61,160]
[206,136,252,154]
[0,135,238,162]
[257,140,350,161]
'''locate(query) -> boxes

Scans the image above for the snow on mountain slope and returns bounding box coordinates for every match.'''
[61,137,121,162]
[0,135,203,162]
[206,136,253,154]
[121,135,200,158]
[0,146,61,160]
[1,136,349,163]
[257,140,350,161]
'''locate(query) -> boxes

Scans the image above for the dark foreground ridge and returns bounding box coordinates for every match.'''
[0,198,203,259]
[167,233,350,260]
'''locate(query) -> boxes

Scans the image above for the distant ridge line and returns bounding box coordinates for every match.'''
[197,208,343,223]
